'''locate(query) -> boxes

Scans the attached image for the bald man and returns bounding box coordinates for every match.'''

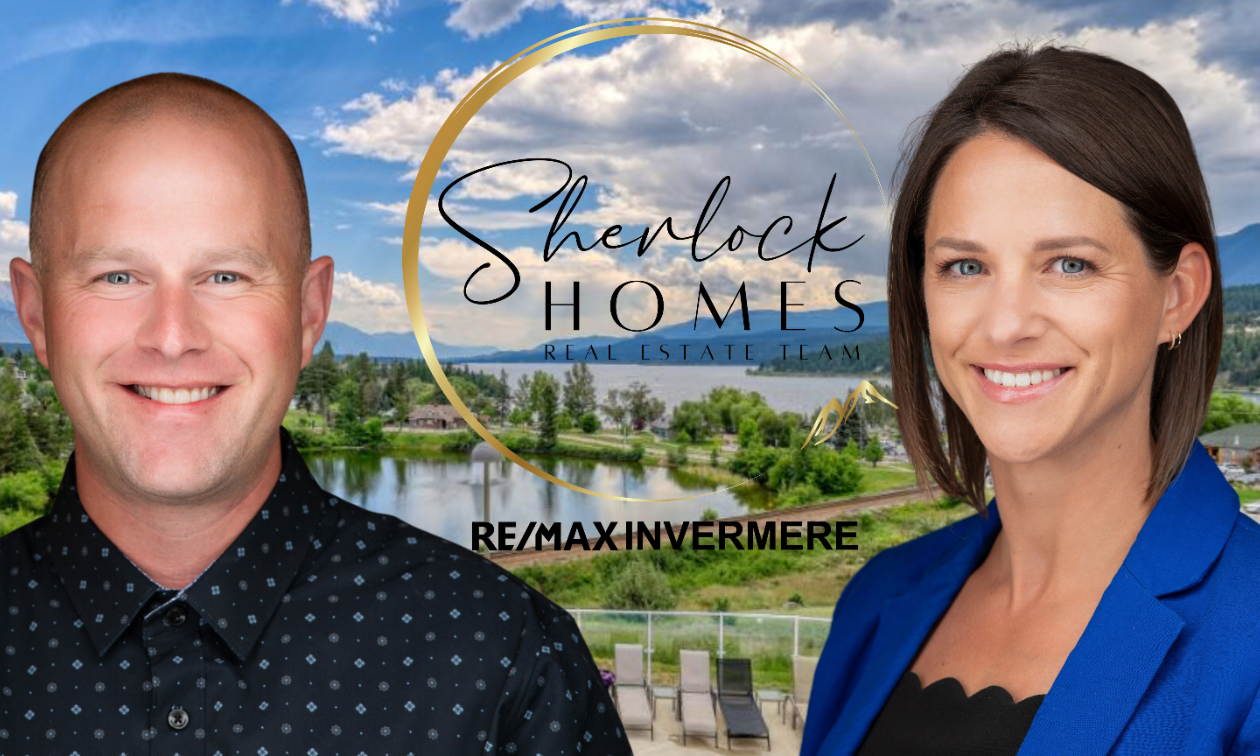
[2,73,630,755]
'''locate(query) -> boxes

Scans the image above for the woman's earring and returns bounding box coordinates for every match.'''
[1168,330,1182,350]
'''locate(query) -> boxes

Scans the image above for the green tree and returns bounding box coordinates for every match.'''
[300,342,339,424]
[334,376,365,431]
[670,400,714,442]
[534,373,560,448]
[578,412,601,433]
[495,369,512,426]
[562,362,597,418]
[1201,391,1260,434]
[512,374,534,424]
[863,438,885,467]
[624,381,665,432]
[601,388,630,446]
[737,416,761,449]
[0,364,42,476]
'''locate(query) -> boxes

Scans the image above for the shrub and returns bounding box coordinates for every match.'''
[0,471,48,512]
[775,483,821,507]
[578,413,601,433]
[602,558,676,611]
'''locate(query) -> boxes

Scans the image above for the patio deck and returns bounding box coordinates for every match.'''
[624,694,805,755]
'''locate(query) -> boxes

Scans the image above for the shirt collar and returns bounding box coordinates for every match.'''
[930,438,1238,598]
[47,426,330,661]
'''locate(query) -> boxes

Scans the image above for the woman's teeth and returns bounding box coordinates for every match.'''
[983,368,1063,387]
[132,385,220,404]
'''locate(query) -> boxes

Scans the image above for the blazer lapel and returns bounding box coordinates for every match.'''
[815,440,1233,756]
[815,512,1001,756]
[1015,566,1185,755]
[1018,439,1232,755]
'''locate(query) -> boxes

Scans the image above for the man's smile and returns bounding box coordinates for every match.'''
[128,384,226,405]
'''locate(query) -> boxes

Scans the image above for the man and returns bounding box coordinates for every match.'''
[2,72,630,755]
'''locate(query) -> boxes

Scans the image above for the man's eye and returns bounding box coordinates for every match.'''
[949,260,983,276]
[211,272,240,284]
[104,272,131,285]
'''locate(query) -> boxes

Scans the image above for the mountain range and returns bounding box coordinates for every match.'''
[2,222,1257,359]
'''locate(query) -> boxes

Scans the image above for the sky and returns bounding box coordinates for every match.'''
[1,0,1257,349]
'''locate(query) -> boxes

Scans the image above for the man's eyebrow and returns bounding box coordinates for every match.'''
[69,245,276,272]
[69,245,153,273]
[197,247,276,270]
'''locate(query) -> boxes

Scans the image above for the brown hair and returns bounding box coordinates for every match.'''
[28,72,311,279]
[888,41,1222,516]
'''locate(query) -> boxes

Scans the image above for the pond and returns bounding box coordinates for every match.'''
[303,449,775,549]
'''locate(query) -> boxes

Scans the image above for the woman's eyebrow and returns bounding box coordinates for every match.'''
[926,235,1111,255]
[927,237,986,255]
[1033,235,1111,253]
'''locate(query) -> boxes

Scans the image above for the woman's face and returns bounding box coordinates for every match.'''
[922,132,1169,464]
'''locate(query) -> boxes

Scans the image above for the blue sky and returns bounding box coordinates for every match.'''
[2,0,1258,348]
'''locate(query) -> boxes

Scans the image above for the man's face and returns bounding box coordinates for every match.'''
[29,113,328,504]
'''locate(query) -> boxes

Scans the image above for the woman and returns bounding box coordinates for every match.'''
[800,42,1260,756]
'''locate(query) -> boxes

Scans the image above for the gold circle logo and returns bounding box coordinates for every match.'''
[402,17,887,502]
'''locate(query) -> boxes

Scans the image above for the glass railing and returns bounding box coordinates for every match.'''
[568,608,829,692]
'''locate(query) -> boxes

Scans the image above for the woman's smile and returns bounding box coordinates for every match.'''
[972,363,1072,404]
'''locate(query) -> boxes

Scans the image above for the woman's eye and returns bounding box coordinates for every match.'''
[949,260,983,276]
[1056,258,1088,275]
[104,272,131,285]
[211,272,239,284]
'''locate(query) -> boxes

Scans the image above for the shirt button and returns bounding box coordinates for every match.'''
[168,707,190,730]
[166,605,187,626]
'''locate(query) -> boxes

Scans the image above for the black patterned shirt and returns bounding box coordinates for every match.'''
[0,426,629,756]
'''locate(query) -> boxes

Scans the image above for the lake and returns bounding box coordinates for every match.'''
[459,362,881,415]
[303,449,774,548]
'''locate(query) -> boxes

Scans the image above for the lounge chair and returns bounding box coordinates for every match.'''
[614,643,654,740]
[680,649,718,746]
[717,657,770,750]
[789,655,818,730]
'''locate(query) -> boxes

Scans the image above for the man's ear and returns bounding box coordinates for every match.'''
[299,255,334,369]
[1159,241,1212,344]
[9,257,50,370]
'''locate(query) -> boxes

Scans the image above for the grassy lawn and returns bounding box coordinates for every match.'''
[1234,484,1260,505]
[517,495,979,614]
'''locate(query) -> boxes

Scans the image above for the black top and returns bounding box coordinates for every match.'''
[854,670,1045,756]
[0,426,630,756]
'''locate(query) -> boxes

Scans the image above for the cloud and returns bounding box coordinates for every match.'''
[329,270,410,331]
[0,191,31,285]
[283,0,398,32]
[319,0,1260,353]
[443,0,663,39]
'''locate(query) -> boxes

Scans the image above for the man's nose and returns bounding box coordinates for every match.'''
[134,283,213,360]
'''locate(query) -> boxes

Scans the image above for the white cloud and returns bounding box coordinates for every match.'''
[318,0,1260,350]
[283,0,398,31]
[0,190,31,285]
[329,270,410,331]
[443,0,663,39]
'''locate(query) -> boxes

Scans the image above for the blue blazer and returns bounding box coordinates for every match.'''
[801,439,1260,755]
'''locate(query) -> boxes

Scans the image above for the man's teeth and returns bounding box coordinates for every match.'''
[983,368,1063,387]
[132,385,220,404]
